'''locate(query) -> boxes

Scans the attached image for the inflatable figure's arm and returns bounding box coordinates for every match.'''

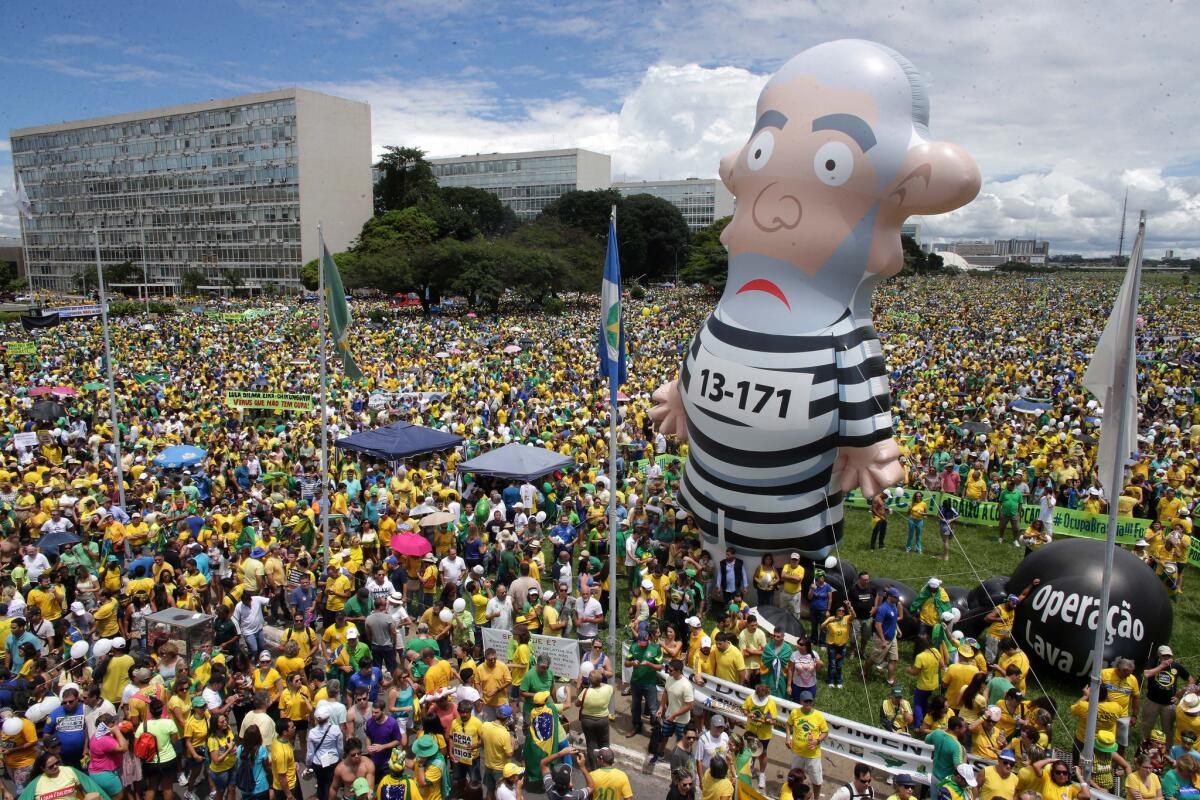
[833,332,902,497]
[650,379,688,443]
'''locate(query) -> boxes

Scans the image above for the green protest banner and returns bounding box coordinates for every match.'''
[224,390,314,412]
[5,342,36,357]
[844,489,1175,563]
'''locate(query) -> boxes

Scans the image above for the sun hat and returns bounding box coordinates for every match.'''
[411,735,440,758]
[956,764,977,787]
[502,764,525,779]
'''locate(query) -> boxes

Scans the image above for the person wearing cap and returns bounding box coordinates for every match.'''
[1142,644,1190,748]
[979,749,1019,800]
[779,554,806,619]
[884,773,916,800]
[939,762,978,800]
[591,745,634,800]
[968,704,1006,760]
[808,571,834,645]
[984,580,1039,664]
[1101,657,1141,749]
[481,705,516,798]
[519,653,556,722]
[865,588,902,684]
[880,683,914,735]
[785,691,826,796]
[539,745,594,800]
[908,577,952,640]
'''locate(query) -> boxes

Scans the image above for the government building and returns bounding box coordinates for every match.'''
[9,88,372,294]
[613,178,735,231]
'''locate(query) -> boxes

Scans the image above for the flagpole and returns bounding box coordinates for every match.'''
[1079,211,1145,779]
[14,173,37,302]
[141,227,150,313]
[318,224,331,572]
[607,204,620,670]
[95,226,127,513]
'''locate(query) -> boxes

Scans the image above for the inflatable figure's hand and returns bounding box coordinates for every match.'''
[836,437,903,498]
[650,380,688,443]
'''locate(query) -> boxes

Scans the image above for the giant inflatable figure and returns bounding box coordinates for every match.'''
[652,40,981,561]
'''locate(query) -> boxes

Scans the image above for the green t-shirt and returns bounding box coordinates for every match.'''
[407,636,440,658]
[519,667,555,717]
[999,490,1024,516]
[987,676,1015,706]
[927,728,965,784]
[344,594,374,620]
[628,642,663,686]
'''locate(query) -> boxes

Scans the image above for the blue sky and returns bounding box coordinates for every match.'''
[3,0,1198,255]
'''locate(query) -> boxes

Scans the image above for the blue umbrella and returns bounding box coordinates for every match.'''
[38,530,81,555]
[153,445,207,469]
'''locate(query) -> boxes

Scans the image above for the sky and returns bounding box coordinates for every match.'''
[2,0,1198,257]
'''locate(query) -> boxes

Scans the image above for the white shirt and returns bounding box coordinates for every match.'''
[234,595,270,635]
[439,556,467,585]
[486,596,513,630]
[202,687,224,711]
[519,483,536,509]
[23,553,51,582]
[574,597,603,638]
[388,604,411,649]
[696,730,730,771]
[497,783,518,800]
[365,578,396,606]
[1039,493,1057,526]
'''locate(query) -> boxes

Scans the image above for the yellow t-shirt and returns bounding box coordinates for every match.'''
[94,599,120,637]
[278,688,312,722]
[422,764,444,800]
[712,645,745,683]
[980,765,1019,800]
[480,721,513,770]
[448,716,483,765]
[276,656,307,680]
[184,713,210,748]
[780,564,805,595]
[1100,668,1139,717]
[592,767,634,800]
[326,574,353,611]
[269,739,297,790]
[742,694,778,740]
[1039,764,1084,800]
[822,614,850,647]
[787,707,827,758]
[701,774,734,800]
[913,649,942,691]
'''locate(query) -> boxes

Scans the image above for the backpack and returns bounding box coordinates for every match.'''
[233,750,259,795]
[134,722,159,762]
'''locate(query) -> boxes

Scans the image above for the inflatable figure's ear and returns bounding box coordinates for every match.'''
[883,141,980,217]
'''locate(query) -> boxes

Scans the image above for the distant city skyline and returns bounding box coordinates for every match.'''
[2,1,1197,256]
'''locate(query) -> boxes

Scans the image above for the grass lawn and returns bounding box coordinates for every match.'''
[788,507,1200,749]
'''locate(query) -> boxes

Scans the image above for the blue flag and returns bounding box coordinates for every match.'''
[597,207,626,407]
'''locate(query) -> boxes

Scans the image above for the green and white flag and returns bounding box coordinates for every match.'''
[321,239,363,381]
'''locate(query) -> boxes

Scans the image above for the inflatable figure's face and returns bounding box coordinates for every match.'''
[714,40,980,332]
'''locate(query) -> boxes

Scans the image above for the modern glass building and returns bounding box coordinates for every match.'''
[612,178,735,231]
[429,148,611,221]
[9,88,372,293]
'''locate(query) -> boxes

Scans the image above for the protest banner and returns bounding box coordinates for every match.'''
[846,489,1168,562]
[5,342,36,357]
[481,628,581,679]
[224,391,314,412]
[12,432,39,449]
[41,304,105,319]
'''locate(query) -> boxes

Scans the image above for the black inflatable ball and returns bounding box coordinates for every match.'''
[968,576,1010,612]
[1009,539,1173,679]
[946,586,971,617]
[869,577,919,639]
[820,558,859,610]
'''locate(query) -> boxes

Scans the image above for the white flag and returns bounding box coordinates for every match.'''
[1082,214,1144,497]
[14,174,33,220]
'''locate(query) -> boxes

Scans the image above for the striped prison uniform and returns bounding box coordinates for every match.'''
[677,306,894,556]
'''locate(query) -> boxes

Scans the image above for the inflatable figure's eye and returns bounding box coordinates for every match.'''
[813,141,854,186]
[746,131,774,172]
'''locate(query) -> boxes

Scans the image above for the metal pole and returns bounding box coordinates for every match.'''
[607,204,620,670]
[141,227,149,313]
[1079,213,1145,779]
[95,227,127,512]
[318,224,331,571]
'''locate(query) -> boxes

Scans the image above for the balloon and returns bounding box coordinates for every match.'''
[452,598,466,613]
[41,695,61,712]
[818,557,858,609]
[555,685,569,704]
[21,705,44,724]
[1009,539,1172,678]
[535,511,547,524]
[967,576,1010,612]
[93,639,112,658]
[439,609,453,623]
[641,307,651,318]
[824,556,839,570]
[69,641,89,659]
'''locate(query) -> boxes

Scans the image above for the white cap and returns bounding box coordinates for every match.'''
[69,601,85,614]
[927,578,942,589]
[685,616,702,628]
[700,636,712,648]
[112,637,127,649]
[641,579,653,590]
[346,627,358,638]
[314,703,332,721]
[956,764,977,787]
[790,552,800,560]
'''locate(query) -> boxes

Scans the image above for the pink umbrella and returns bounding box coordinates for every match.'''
[503,344,521,354]
[50,386,78,397]
[466,312,477,318]
[617,391,631,403]
[28,387,53,397]
[390,532,432,558]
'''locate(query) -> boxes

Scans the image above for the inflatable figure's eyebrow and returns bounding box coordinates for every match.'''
[812,113,877,152]
[751,110,789,135]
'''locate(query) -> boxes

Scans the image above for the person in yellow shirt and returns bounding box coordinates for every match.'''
[741,683,778,781]
[785,694,827,797]
[907,637,944,727]
[1101,660,1141,749]
[252,652,285,703]
[324,566,355,626]
[182,697,212,795]
[779,554,805,619]
[448,701,484,793]
[1069,684,1121,760]
[26,574,64,621]
[270,720,300,798]
[979,750,1020,800]
[906,492,928,554]
[710,634,746,684]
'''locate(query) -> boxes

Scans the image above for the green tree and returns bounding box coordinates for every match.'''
[373,146,439,214]
[300,251,359,291]
[539,189,622,239]
[355,208,439,254]
[509,217,604,292]
[438,187,517,238]
[618,194,689,281]
[223,270,244,293]
[901,234,927,274]
[680,215,731,289]
[180,269,206,295]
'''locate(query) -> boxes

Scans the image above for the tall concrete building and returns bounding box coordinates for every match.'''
[612,178,735,232]
[9,88,372,293]
[429,148,610,221]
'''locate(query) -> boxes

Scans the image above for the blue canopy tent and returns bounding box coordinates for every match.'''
[334,421,463,462]
[1008,398,1053,415]
[456,442,574,481]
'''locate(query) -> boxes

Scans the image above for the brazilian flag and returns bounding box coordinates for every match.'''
[523,702,566,790]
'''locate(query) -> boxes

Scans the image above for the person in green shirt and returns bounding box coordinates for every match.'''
[343,587,374,630]
[927,716,968,784]
[519,654,556,720]
[997,480,1024,545]
[624,622,663,737]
